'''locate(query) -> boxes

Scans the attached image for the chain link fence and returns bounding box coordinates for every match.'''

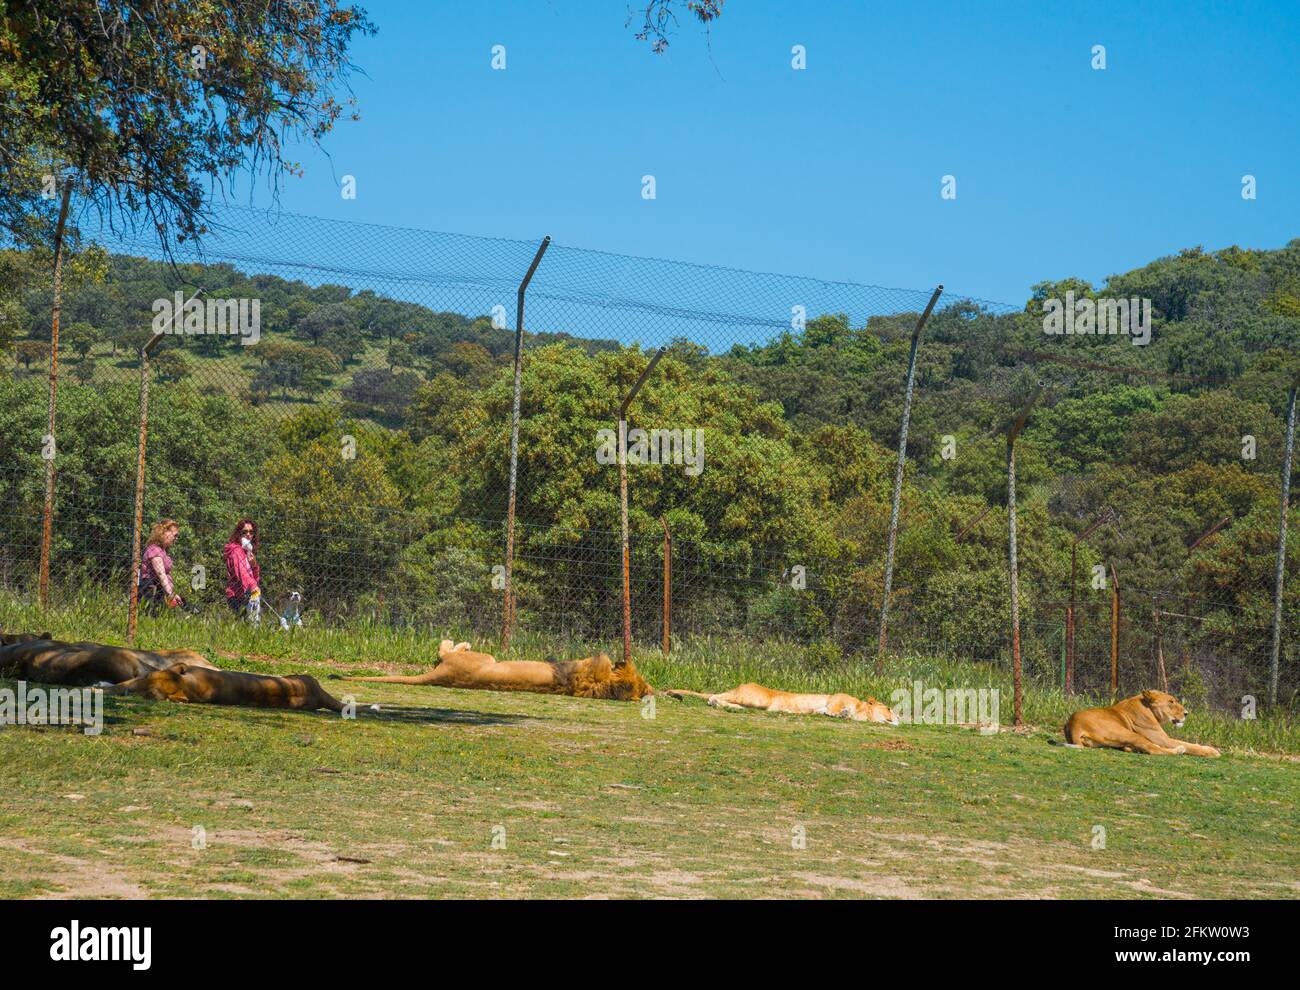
[1,205,1295,710]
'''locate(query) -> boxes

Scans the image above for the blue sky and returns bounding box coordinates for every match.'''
[231,1,1300,306]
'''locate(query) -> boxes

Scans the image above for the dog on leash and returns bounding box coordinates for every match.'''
[278,591,305,631]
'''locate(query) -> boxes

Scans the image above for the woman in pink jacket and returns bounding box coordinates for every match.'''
[224,518,262,620]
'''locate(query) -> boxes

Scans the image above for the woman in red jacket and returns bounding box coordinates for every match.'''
[224,518,262,621]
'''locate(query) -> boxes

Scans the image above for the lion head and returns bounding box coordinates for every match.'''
[561,654,653,701]
[0,631,52,646]
[854,696,901,725]
[1140,690,1188,728]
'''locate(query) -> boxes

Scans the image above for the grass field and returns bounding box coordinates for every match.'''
[1,597,1298,899]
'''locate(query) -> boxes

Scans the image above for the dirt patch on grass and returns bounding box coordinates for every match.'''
[789,871,921,898]
[0,836,148,899]
[861,739,915,751]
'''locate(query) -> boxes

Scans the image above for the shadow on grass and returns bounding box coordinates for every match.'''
[92,692,538,729]
[351,703,539,727]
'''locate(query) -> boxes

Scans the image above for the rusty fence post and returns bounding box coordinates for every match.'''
[1066,506,1114,694]
[997,389,1041,727]
[1153,603,1167,692]
[1269,383,1297,706]
[1006,435,1023,726]
[37,177,75,611]
[1109,561,1120,700]
[126,333,167,645]
[660,515,671,656]
[877,285,943,673]
[616,348,665,668]
[1147,516,1229,697]
[500,235,551,655]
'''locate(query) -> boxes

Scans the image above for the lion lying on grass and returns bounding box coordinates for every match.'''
[1,632,341,713]
[0,637,217,686]
[1,631,52,646]
[667,683,900,724]
[1059,690,1220,757]
[346,639,652,701]
[104,663,344,712]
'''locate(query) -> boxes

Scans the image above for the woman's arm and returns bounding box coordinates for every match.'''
[234,547,260,595]
[150,555,175,598]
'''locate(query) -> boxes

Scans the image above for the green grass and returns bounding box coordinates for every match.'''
[1,595,1298,898]
[27,335,397,420]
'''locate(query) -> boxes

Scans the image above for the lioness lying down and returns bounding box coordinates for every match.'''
[1,631,53,646]
[347,639,653,701]
[1060,690,1220,757]
[667,683,901,724]
[0,637,217,686]
[104,663,344,712]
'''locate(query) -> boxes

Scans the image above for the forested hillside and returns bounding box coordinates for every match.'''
[1,240,1297,708]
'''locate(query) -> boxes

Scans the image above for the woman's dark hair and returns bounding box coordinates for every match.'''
[230,518,259,550]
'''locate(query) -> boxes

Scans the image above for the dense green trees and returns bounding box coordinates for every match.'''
[0,239,1296,707]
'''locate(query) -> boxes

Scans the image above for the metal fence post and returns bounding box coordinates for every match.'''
[37,178,75,611]
[1007,435,1023,726]
[997,389,1040,727]
[500,235,551,654]
[617,348,665,667]
[877,285,943,673]
[1269,383,1297,705]
[660,515,672,656]
[1067,506,1114,694]
[1109,561,1120,700]
[126,333,166,645]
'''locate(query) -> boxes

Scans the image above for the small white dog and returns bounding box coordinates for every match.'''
[278,591,305,631]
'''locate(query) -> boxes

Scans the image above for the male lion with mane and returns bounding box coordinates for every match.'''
[1059,690,1220,756]
[346,640,652,701]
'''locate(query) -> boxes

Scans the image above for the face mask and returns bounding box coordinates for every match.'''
[241,537,253,552]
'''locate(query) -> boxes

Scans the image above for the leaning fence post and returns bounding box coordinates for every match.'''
[1146,516,1229,696]
[1006,435,1023,726]
[1109,561,1121,700]
[126,332,167,646]
[996,389,1041,727]
[1067,506,1114,694]
[660,515,672,657]
[877,285,943,673]
[500,235,551,655]
[37,177,75,611]
[1269,382,1297,706]
[617,348,665,668]
[1153,603,1167,693]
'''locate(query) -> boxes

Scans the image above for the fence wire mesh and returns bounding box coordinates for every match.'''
[1,204,1295,711]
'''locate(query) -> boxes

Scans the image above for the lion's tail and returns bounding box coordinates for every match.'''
[1049,719,1084,748]
[664,689,712,701]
